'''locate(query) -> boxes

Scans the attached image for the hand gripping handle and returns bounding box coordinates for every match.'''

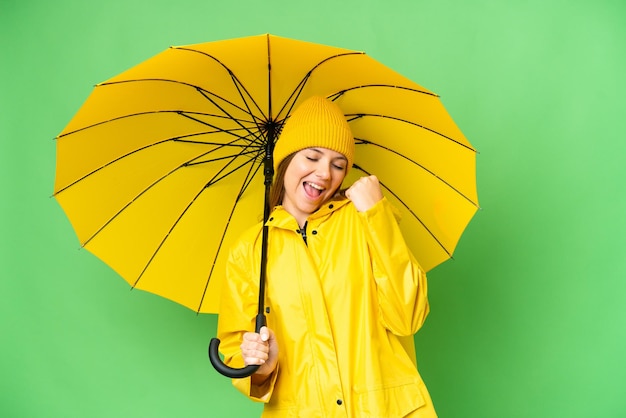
[208,313,266,378]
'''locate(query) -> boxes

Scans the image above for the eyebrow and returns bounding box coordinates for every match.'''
[308,148,347,161]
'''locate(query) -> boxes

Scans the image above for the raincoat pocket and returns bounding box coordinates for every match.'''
[355,377,425,418]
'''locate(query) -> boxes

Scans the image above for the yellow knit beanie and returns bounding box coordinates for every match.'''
[273,96,355,172]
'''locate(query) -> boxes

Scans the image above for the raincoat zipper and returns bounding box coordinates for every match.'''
[298,221,308,245]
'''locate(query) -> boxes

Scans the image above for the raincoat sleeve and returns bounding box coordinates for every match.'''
[216,231,279,402]
[358,197,430,336]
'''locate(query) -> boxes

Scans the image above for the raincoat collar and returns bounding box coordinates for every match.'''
[266,196,352,230]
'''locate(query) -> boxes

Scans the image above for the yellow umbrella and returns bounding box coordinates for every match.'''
[54,34,478,374]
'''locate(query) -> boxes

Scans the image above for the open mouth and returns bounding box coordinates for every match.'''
[303,181,325,198]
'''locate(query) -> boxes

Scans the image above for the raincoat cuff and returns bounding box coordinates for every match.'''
[235,365,279,403]
[360,197,399,223]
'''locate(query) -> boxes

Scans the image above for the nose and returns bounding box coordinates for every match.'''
[314,162,331,180]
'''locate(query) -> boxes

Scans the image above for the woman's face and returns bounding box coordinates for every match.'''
[281,147,347,225]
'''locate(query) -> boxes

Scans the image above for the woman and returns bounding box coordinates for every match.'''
[217,96,437,417]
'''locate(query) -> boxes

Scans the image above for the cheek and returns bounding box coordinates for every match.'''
[283,167,303,191]
[286,160,307,178]
[334,170,347,185]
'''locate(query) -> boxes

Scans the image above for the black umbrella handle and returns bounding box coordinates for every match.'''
[208,313,266,378]
[208,338,259,378]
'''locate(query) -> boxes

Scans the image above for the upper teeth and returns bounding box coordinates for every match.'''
[307,182,324,191]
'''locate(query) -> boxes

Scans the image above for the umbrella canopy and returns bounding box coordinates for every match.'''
[54,34,478,315]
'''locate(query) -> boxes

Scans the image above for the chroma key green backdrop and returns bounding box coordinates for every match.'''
[1,0,625,416]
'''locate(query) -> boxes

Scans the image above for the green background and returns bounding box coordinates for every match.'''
[2,0,625,416]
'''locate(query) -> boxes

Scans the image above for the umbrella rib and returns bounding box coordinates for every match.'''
[181,124,268,175]
[129,137,262,290]
[274,55,441,127]
[352,163,453,259]
[171,46,269,123]
[129,175,224,290]
[267,34,273,120]
[274,51,435,121]
[56,109,256,138]
[329,83,439,99]
[181,124,266,167]
[176,110,258,131]
[273,51,366,120]
[176,110,262,143]
[72,137,262,248]
[354,137,478,207]
[183,147,260,165]
[130,136,264,309]
[349,113,477,152]
[193,143,263,188]
[194,88,267,142]
[54,130,256,196]
[131,196,201,289]
[195,148,265,312]
[98,77,267,128]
